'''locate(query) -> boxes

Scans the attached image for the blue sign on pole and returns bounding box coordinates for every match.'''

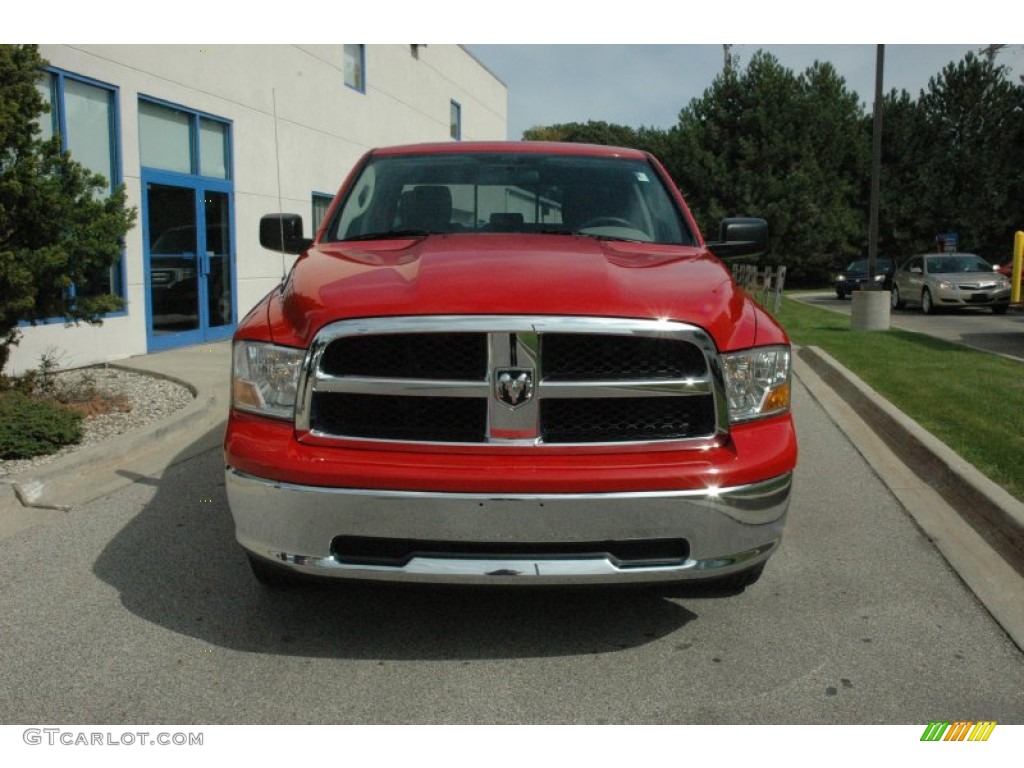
[936,233,959,252]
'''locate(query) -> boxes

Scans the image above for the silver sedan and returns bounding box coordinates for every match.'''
[890,252,1011,315]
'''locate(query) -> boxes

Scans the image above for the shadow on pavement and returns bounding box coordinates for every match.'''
[94,426,702,660]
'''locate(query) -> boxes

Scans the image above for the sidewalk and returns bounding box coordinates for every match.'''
[795,347,1024,650]
[2,336,1023,646]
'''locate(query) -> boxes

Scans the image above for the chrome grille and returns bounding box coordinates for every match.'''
[298,316,724,446]
[957,281,997,290]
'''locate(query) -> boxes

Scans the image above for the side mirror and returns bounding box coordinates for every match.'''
[260,214,313,255]
[707,217,769,261]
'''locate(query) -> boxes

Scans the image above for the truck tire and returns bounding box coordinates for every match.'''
[702,562,766,591]
[247,554,310,589]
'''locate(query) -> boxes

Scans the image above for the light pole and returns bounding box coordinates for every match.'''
[851,44,891,331]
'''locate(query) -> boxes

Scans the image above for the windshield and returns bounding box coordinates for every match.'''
[846,259,893,272]
[926,254,992,274]
[325,151,694,245]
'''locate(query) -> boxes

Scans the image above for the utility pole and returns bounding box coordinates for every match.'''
[867,44,884,285]
[851,44,890,331]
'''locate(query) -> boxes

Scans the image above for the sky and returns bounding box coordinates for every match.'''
[465,44,1024,140]
[13,1,1023,145]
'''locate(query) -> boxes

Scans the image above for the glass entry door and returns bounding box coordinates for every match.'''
[203,190,233,330]
[144,180,234,349]
[139,98,234,352]
[148,183,200,335]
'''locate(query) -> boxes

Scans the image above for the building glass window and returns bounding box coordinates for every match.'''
[64,78,116,192]
[139,100,192,174]
[139,100,231,180]
[344,44,365,92]
[199,118,229,179]
[35,76,55,143]
[450,100,461,141]
[35,69,122,302]
[312,193,334,233]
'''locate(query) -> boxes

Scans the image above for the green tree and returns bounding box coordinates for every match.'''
[916,52,1024,259]
[876,89,938,259]
[0,44,136,372]
[522,120,642,147]
[672,52,867,285]
[518,50,1024,284]
[520,119,674,161]
[790,61,868,278]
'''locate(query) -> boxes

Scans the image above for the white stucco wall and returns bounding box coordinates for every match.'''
[9,44,507,375]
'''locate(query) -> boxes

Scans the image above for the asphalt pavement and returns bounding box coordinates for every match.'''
[1,311,1023,650]
[795,290,1024,361]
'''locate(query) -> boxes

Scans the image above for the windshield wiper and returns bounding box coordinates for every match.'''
[572,231,648,243]
[537,228,646,243]
[342,229,432,242]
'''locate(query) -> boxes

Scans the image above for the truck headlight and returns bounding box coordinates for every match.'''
[721,346,791,423]
[232,341,305,419]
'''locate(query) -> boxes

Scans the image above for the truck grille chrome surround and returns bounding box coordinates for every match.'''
[296,316,729,447]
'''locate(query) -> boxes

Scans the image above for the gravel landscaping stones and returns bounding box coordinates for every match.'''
[0,367,194,478]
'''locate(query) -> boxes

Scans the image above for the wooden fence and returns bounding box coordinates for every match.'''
[731,264,787,314]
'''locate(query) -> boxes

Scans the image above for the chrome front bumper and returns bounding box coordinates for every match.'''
[226,469,791,585]
[937,286,1011,306]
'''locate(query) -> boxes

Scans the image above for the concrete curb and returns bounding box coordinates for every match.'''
[8,387,223,511]
[798,345,1024,577]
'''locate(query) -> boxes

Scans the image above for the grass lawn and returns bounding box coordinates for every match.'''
[777,294,1024,502]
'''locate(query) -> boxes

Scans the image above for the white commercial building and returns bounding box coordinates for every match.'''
[9,44,507,374]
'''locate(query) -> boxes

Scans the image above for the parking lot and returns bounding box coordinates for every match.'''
[1,373,1022,724]
[793,291,1024,361]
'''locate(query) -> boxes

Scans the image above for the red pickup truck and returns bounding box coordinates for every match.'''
[225,141,796,590]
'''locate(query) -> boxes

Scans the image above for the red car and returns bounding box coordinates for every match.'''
[225,142,797,590]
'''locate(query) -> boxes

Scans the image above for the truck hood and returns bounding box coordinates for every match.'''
[265,234,762,351]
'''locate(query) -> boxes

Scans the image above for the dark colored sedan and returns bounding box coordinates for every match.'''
[834,258,893,299]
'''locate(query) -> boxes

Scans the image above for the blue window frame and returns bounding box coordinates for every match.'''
[34,68,126,318]
[344,45,365,92]
[138,96,235,352]
[138,97,233,180]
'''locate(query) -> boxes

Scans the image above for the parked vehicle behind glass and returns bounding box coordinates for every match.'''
[890,253,1011,315]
